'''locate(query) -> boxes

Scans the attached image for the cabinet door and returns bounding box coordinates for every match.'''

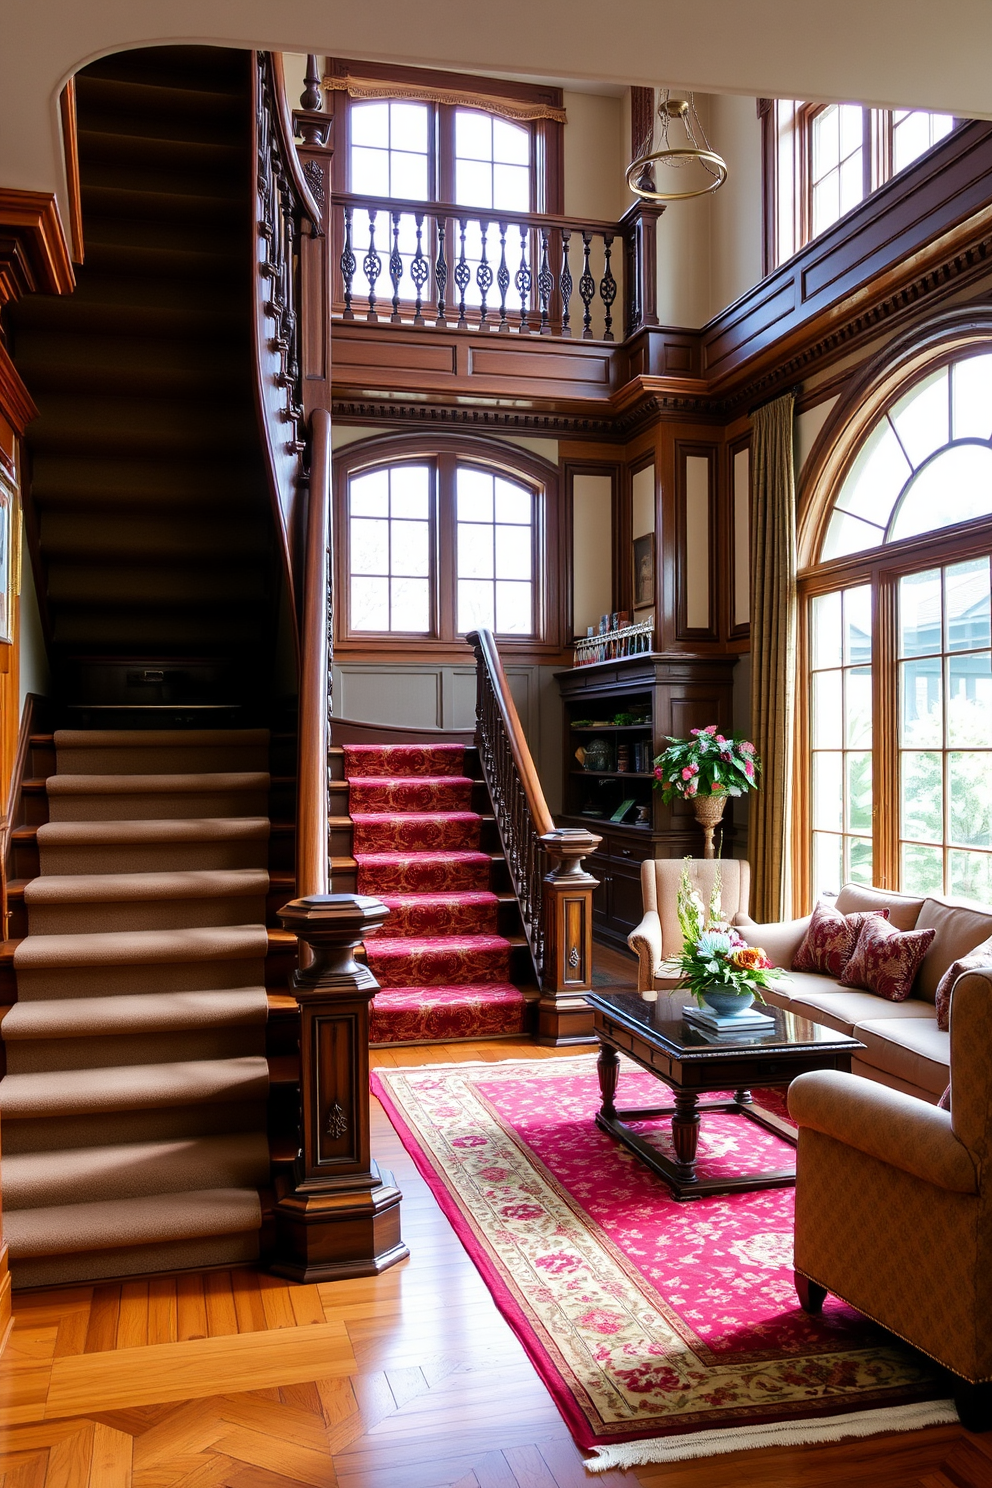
[609,864,647,938]
[589,852,611,927]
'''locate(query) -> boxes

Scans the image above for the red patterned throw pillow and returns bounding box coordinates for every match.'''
[938,1084,951,1112]
[840,917,936,1001]
[934,935,992,1031]
[792,900,890,977]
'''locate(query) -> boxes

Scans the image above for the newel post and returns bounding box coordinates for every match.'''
[270,894,408,1282]
[620,200,663,339]
[537,827,602,1046]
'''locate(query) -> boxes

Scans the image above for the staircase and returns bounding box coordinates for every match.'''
[333,742,536,1043]
[0,728,286,1288]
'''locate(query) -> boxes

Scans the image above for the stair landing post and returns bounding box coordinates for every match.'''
[538,827,601,1045]
[270,894,408,1282]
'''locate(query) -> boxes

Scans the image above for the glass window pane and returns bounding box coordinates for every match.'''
[813,670,843,748]
[494,478,531,524]
[952,354,992,442]
[351,576,389,631]
[844,586,872,663]
[948,751,992,847]
[494,524,531,580]
[900,658,943,746]
[391,520,429,578]
[811,591,843,669]
[813,832,843,898]
[813,751,843,831]
[458,523,494,579]
[455,160,493,209]
[350,518,389,576]
[902,841,944,896]
[899,569,942,657]
[389,465,429,519]
[846,666,872,746]
[457,469,494,522]
[493,118,529,165]
[890,367,949,469]
[390,102,428,153]
[891,443,992,541]
[946,558,991,653]
[847,836,873,885]
[350,470,388,516]
[839,151,864,214]
[821,508,885,559]
[835,418,911,527]
[351,147,390,196]
[892,110,931,174]
[390,151,428,201]
[458,579,495,633]
[846,752,872,833]
[812,107,840,176]
[495,580,532,634]
[389,576,429,632]
[455,109,492,161]
[949,849,992,906]
[351,103,389,148]
[493,164,530,211]
[811,175,840,238]
[838,104,863,157]
[948,652,992,745]
[901,752,943,842]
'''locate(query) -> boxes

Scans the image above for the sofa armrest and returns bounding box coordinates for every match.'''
[789,1069,977,1194]
[628,910,662,994]
[735,914,811,971]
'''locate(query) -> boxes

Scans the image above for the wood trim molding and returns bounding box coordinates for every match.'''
[0,188,74,308]
[59,80,84,266]
[0,344,38,436]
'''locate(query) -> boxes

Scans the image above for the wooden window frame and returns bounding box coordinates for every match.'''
[333,431,565,662]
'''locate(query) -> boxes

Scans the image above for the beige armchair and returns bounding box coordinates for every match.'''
[789,967,992,1430]
[627,858,751,994]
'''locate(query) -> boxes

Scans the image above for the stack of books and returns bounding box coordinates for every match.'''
[683,1004,776,1032]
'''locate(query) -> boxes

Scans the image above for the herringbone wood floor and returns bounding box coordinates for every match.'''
[3,948,992,1487]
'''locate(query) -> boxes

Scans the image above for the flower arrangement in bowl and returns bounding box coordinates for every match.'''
[652,726,761,857]
[662,860,784,1015]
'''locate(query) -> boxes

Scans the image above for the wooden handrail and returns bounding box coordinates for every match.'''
[468,629,600,1045]
[296,409,331,899]
[269,53,323,232]
[332,191,620,237]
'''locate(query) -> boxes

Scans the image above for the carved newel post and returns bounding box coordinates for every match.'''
[538,827,602,1046]
[271,894,409,1282]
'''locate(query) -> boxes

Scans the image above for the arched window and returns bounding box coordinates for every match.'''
[333,434,561,654]
[802,340,992,907]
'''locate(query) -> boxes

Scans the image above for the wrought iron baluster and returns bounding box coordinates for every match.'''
[340,205,356,321]
[454,218,470,329]
[476,219,493,330]
[411,212,428,326]
[364,210,382,323]
[600,232,617,342]
[389,211,403,324]
[537,228,553,336]
[515,226,532,333]
[579,230,595,340]
[435,217,448,327]
[497,222,510,333]
[560,230,572,338]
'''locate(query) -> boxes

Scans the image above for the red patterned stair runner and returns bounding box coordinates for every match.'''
[346,743,530,1044]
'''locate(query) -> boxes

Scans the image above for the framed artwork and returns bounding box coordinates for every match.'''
[633,532,655,609]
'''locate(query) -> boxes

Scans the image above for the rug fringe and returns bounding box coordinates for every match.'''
[584,1400,959,1469]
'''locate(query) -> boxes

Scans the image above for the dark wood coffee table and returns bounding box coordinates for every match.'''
[586,989,863,1200]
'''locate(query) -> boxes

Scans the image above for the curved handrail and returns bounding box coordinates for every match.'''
[296,408,331,898]
[269,53,323,232]
[468,628,553,837]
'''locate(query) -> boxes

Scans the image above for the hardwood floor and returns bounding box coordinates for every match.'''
[2,943,992,1487]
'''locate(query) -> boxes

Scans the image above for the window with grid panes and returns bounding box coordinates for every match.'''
[803,347,992,906]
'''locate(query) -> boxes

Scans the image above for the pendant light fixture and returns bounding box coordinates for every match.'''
[627,89,728,202]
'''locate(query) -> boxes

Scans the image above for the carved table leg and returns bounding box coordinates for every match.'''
[671,1090,701,1180]
[597,1043,620,1118]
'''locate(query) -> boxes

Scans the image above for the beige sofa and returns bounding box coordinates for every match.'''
[738,883,992,1105]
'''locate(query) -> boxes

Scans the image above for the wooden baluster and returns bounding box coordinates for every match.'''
[410,212,428,326]
[389,210,403,324]
[560,229,572,338]
[537,227,553,336]
[340,205,356,321]
[435,217,448,327]
[497,222,510,333]
[579,230,595,340]
[515,225,532,333]
[600,231,617,342]
[454,218,470,329]
[364,210,382,323]
[476,219,493,330]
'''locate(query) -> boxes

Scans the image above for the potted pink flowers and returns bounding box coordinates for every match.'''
[653,726,761,857]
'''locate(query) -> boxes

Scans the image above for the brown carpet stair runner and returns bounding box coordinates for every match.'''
[0,729,275,1287]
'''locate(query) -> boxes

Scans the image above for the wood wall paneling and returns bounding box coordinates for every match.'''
[566,464,617,638]
[675,445,718,643]
[731,441,751,638]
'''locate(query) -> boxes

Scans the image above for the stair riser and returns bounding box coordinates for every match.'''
[54,746,270,774]
[14,956,266,1002]
[367,949,512,988]
[48,790,269,822]
[10,1231,260,1290]
[38,842,269,875]
[27,894,267,936]
[4,1025,264,1075]
[2,1099,268,1154]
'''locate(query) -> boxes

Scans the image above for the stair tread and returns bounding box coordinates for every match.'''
[47,771,270,795]
[54,728,270,748]
[0,1056,269,1117]
[4,1187,263,1258]
[24,868,270,905]
[14,923,269,969]
[1,988,269,1040]
[37,816,271,845]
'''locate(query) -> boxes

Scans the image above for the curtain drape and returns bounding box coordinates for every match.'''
[748,391,797,923]
[324,74,567,124]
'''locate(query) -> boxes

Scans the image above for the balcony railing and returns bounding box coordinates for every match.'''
[332,192,661,343]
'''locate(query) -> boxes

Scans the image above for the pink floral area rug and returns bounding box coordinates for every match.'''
[371,1055,956,1470]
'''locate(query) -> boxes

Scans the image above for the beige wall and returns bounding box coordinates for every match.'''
[572,474,614,637]
[562,90,626,222]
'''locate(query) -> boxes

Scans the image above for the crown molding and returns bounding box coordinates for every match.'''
[0,188,74,309]
[0,341,38,435]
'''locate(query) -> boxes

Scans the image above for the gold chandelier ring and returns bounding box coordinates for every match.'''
[626,148,728,202]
